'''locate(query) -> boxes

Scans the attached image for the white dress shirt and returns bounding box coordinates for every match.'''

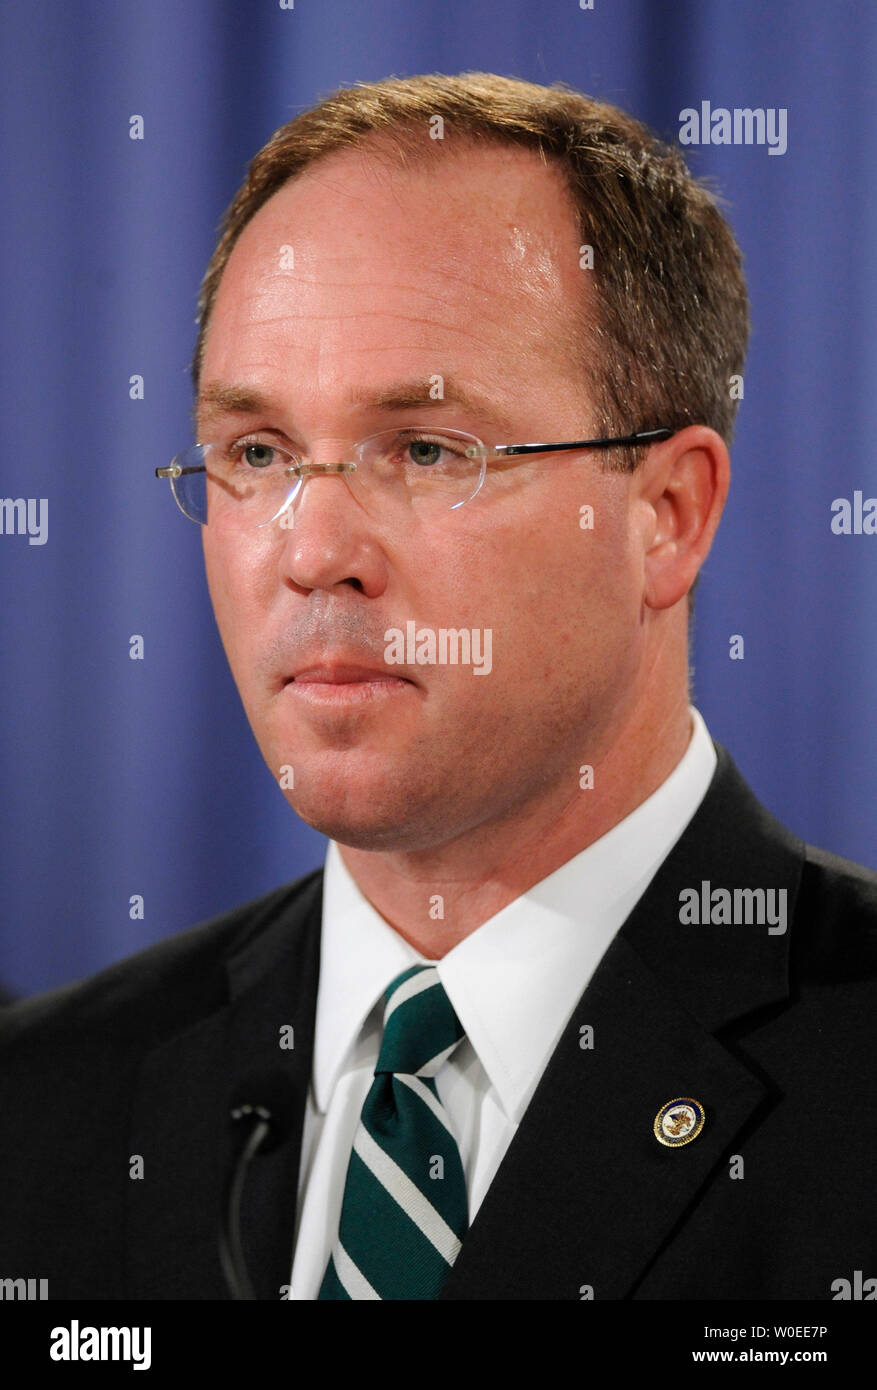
[288,706,717,1298]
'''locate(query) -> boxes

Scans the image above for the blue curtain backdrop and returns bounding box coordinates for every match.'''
[1,0,875,996]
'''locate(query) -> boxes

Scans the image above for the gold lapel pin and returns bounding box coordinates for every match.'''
[654,1097,706,1147]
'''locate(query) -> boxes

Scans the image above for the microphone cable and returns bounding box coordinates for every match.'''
[219,1076,296,1300]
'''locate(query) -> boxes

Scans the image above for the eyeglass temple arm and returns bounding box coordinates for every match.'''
[155,429,675,477]
[466,427,674,460]
[155,464,203,478]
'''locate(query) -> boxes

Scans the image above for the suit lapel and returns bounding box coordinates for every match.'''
[125,873,322,1299]
[441,746,805,1299]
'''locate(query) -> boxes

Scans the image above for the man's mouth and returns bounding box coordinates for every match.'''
[291,664,408,684]
[282,662,416,704]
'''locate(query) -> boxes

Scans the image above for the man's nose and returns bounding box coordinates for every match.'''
[277,470,389,596]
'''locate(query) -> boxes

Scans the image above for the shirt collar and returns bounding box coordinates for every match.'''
[314,706,717,1121]
[312,841,425,1114]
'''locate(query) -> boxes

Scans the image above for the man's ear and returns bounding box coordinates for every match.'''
[634,425,731,611]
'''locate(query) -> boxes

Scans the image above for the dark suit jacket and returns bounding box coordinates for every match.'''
[1,742,876,1300]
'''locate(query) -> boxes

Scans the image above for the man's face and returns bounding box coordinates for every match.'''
[199,141,648,851]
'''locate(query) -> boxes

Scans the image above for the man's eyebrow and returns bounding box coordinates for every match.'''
[193,384,272,431]
[194,379,519,438]
[360,381,518,435]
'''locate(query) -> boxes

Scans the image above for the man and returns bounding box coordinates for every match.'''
[1,72,875,1302]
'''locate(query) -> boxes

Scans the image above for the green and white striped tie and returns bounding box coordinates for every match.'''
[318,964,469,1299]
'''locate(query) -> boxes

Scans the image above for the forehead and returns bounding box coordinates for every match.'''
[200,139,589,416]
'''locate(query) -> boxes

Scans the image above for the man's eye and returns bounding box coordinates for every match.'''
[239,442,278,470]
[400,435,466,468]
[408,439,443,468]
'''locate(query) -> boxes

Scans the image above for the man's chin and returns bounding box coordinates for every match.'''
[260,735,483,851]
[284,789,458,853]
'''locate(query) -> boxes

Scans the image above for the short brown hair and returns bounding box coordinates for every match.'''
[193,71,749,474]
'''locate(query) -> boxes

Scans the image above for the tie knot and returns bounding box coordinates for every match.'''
[375,965,465,1078]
